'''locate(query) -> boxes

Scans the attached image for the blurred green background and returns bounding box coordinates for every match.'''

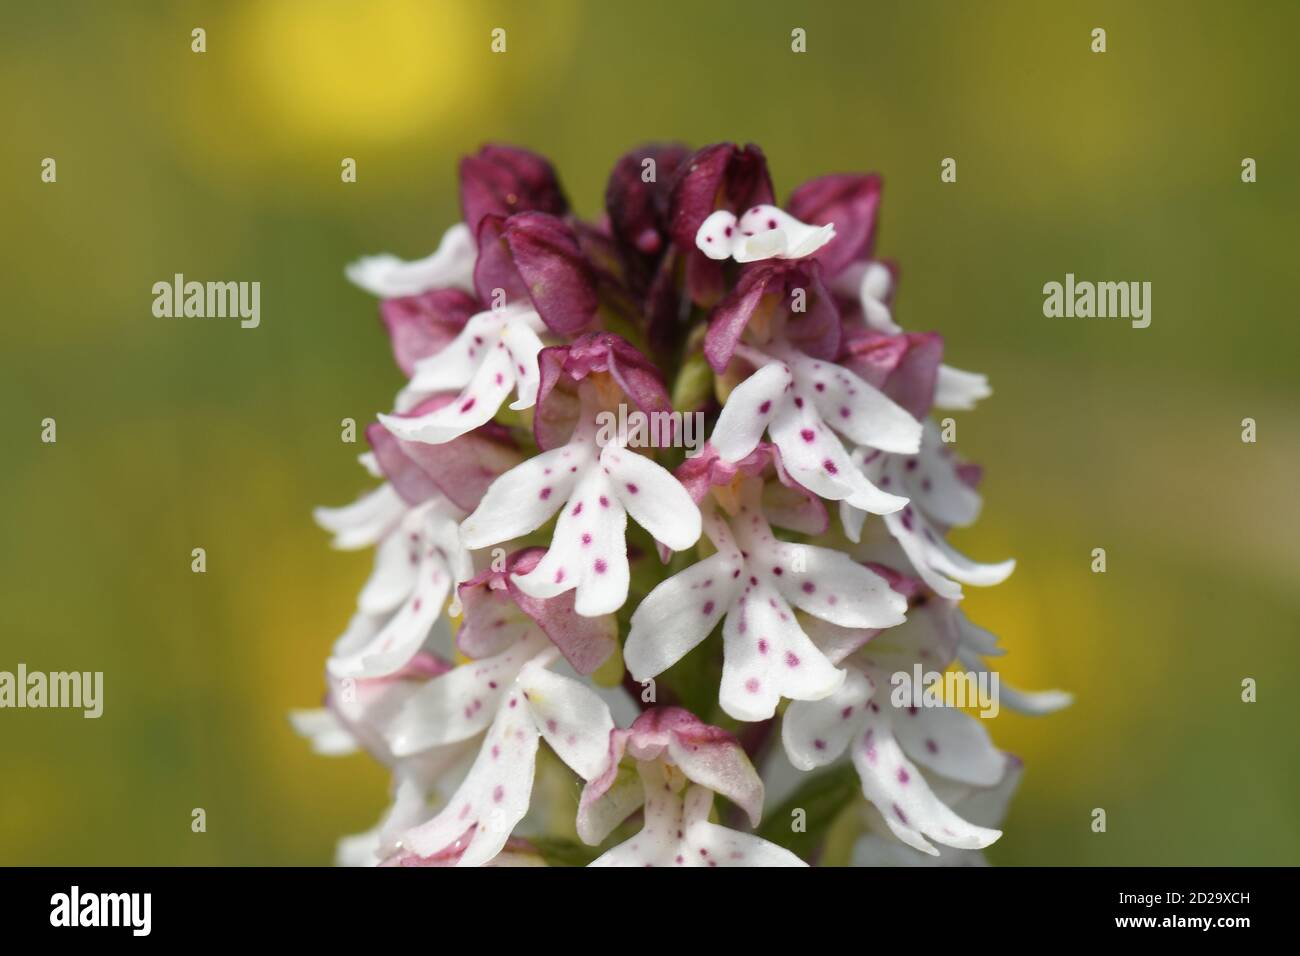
[2,0,1296,865]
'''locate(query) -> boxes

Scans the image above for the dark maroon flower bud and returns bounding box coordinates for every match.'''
[668,143,774,249]
[704,260,841,373]
[473,212,598,336]
[786,173,882,277]
[379,288,480,377]
[643,249,685,357]
[458,144,568,234]
[606,143,691,261]
[668,143,775,305]
[569,219,643,323]
[684,251,726,308]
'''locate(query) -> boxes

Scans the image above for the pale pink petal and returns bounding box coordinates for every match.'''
[576,729,642,845]
[505,574,617,674]
[455,575,539,660]
[659,714,765,825]
[613,708,766,826]
[760,478,827,534]
[577,762,644,847]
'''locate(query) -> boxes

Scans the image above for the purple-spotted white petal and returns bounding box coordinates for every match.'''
[850,705,1002,856]
[590,770,802,867]
[627,488,903,721]
[380,305,547,445]
[328,501,471,679]
[711,350,920,515]
[695,205,835,263]
[578,707,801,867]
[467,413,701,617]
[397,652,613,867]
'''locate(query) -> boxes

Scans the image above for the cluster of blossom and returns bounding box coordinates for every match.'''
[292,143,1069,867]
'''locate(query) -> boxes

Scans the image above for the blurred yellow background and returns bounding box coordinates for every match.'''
[1,0,1296,865]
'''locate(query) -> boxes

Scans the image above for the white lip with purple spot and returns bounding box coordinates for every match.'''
[695,204,836,262]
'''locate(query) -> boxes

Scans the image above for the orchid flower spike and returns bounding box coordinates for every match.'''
[303,140,1067,868]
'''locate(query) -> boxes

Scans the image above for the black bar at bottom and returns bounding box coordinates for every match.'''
[0,866,1284,940]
